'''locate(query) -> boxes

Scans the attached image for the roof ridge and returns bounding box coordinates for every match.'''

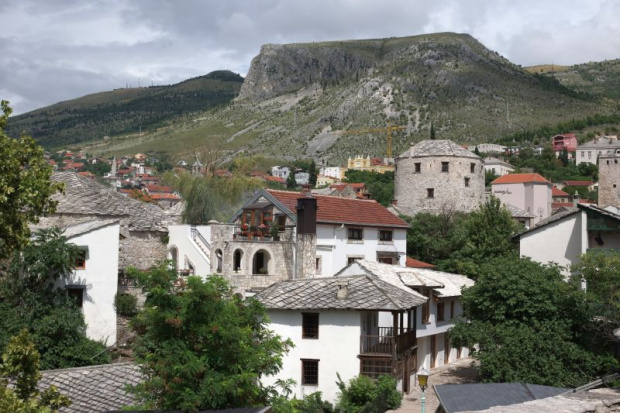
[42,362,136,374]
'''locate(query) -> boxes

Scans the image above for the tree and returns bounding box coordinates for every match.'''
[344,170,394,206]
[0,330,71,412]
[474,146,481,157]
[0,100,64,258]
[559,147,570,167]
[286,170,297,189]
[450,256,617,387]
[572,250,620,340]
[335,374,402,413]
[430,123,436,140]
[0,228,110,369]
[128,263,293,411]
[309,159,317,187]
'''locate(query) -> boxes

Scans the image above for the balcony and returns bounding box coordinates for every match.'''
[231,224,295,242]
[360,327,417,357]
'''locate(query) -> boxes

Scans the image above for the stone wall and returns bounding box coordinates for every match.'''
[296,233,317,279]
[119,230,168,270]
[394,155,485,215]
[598,154,620,209]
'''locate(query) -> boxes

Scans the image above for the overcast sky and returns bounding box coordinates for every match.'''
[2,0,619,114]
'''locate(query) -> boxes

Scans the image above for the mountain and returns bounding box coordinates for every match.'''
[9,33,618,163]
[540,59,620,100]
[6,70,244,148]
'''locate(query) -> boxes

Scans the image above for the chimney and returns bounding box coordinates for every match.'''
[296,194,317,235]
[295,194,317,279]
[573,191,581,207]
[336,281,349,300]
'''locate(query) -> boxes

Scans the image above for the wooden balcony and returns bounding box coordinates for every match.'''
[360,327,416,357]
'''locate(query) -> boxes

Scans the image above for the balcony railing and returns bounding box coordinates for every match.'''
[232,225,295,242]
[360,327,416,356]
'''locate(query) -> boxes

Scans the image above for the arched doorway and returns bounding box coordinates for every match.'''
[215,249,223,273]
[169,246,178,270]
[252,250,271,275]
[233,249,243,273]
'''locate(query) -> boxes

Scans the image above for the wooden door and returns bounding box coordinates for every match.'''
[430,335,436,368]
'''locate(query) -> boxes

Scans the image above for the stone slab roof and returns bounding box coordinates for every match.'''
[483,157,514,168]
[503,203,535,219]
[109,408,272,413]
[254,274,427,311]
[39,363,142,413]
[338,260,474,298]
[435,383,569,413]
[397,140,480,159]
[51,172,173,231]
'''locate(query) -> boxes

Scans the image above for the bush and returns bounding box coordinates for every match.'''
[114,293,138,316]
[335,374,402,413]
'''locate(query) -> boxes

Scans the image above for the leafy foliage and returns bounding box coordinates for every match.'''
[335,374,402,413]
[0,330,72,412]
[114,293,138,316]
[309,159,318,187]
[128,263,293,412]
[0,101,64,258]
[287,170,297,189]
[344,170,394,206]
[0,228,110,370]
[271,391,334,413]
[450,256,617,387]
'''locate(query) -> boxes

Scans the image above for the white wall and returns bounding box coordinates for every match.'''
[315,224,407,277]
[66,223,120,346]
[263,310,362,404]
[519,211,584,274]
[167,225,211,277]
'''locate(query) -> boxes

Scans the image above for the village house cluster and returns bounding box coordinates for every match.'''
[39,131,620,409]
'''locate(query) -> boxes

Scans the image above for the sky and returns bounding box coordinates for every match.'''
[1,0,619,114]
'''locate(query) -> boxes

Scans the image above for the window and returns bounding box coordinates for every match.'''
[315,257,322,275]
[422,290,431,323]
[75,249,87,269]
[361,358,392,379]
[302,313,319,339]
[347,256,362,265]
[441,162,449,172]
[66,286,85,308]
[347,227,363,240]
[301,359,319,385]
[377,256,393,264]
[470,163,476,173]
[450,300,455,319]
[414,162,421,173]
[427,188,434,198]
[437,302,445,322]
[379,230,393,241]
[464,177,470,187]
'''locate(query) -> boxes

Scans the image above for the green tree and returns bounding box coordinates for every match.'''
[559,147,570,167]
[0,330,71,412]
[287,170,297,189]
[474,146,481,157]
[309,159,318,187]
[0,100,64,258]
[128,263,293,412]
[484,170,498,187]
[0,228,110,369]
[430,123,436,140]
[344,170,394,206]
[335,374,402,413]
[572,250,620,340]
[450,256,617,387]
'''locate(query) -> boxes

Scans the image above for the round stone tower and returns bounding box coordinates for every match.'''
[394,140,485,215]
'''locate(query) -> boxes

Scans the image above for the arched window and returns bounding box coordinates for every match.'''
[233,249,243,273]
[215,249,223,273]
[252,249,271,275]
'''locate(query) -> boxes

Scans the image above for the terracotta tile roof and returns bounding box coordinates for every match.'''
[266,189,409,228]
[264,175,285,183]
[552,187,569,197]
[492,173,550,184]
[563,180,593,187]
[150,193,181,200]
[406,257,436,269]
[145,184,174,193]
[552,202,574,210]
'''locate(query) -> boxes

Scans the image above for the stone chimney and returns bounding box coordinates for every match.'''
[295,194,317,279]
[336,281,349,300]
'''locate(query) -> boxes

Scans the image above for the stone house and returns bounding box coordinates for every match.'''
[50,172,177,271]
[167,189,409,295]
[336,260,473,373]
[256,274,426,403]
[514,204,620,276]
[394,140,485,216]
[491,173,553,226]
[599,150,620,209]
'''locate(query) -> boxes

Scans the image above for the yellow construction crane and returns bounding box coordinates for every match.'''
[338,125,406,158]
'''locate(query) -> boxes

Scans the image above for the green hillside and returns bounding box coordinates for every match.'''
[6,70,244,148]
[549,59,620,100]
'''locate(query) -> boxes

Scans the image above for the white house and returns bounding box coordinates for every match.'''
[483,157,515,177]
[514,204,620,276]
[576,136,620,166]
[271,166,291,180]
[256,274,426,403]
[295,172,310,185]
[319,166,346,180]
[491,173,553,226]
[335,260,474,372]
[61,219,121,346]
[469,143,507,154]
[167,189,409,295]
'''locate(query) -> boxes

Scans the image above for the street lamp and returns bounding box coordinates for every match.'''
[417,366,430,413]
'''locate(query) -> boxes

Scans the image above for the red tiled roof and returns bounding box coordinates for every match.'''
[78,171,95,177]
[492,173,550,184]
[264,175,285,183]
[563,180,593,187]
[552,202,574,209]
[552,187,569,197]
[266,189,409,228]
[145,185,173,193]
[406,257,436,269]
[151,193,181,200]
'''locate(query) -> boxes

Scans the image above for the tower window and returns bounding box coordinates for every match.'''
[414,162,421,173]
[470,163,476,173]
[465,177,470,187]
[441,162,449,172]
[427,188,434,198]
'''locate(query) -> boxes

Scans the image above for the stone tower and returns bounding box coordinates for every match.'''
[394,140,485,216]
[598,150,620,209]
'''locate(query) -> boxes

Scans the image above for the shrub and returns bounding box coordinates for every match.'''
[114,293,138,316]
[335,374,402,413]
